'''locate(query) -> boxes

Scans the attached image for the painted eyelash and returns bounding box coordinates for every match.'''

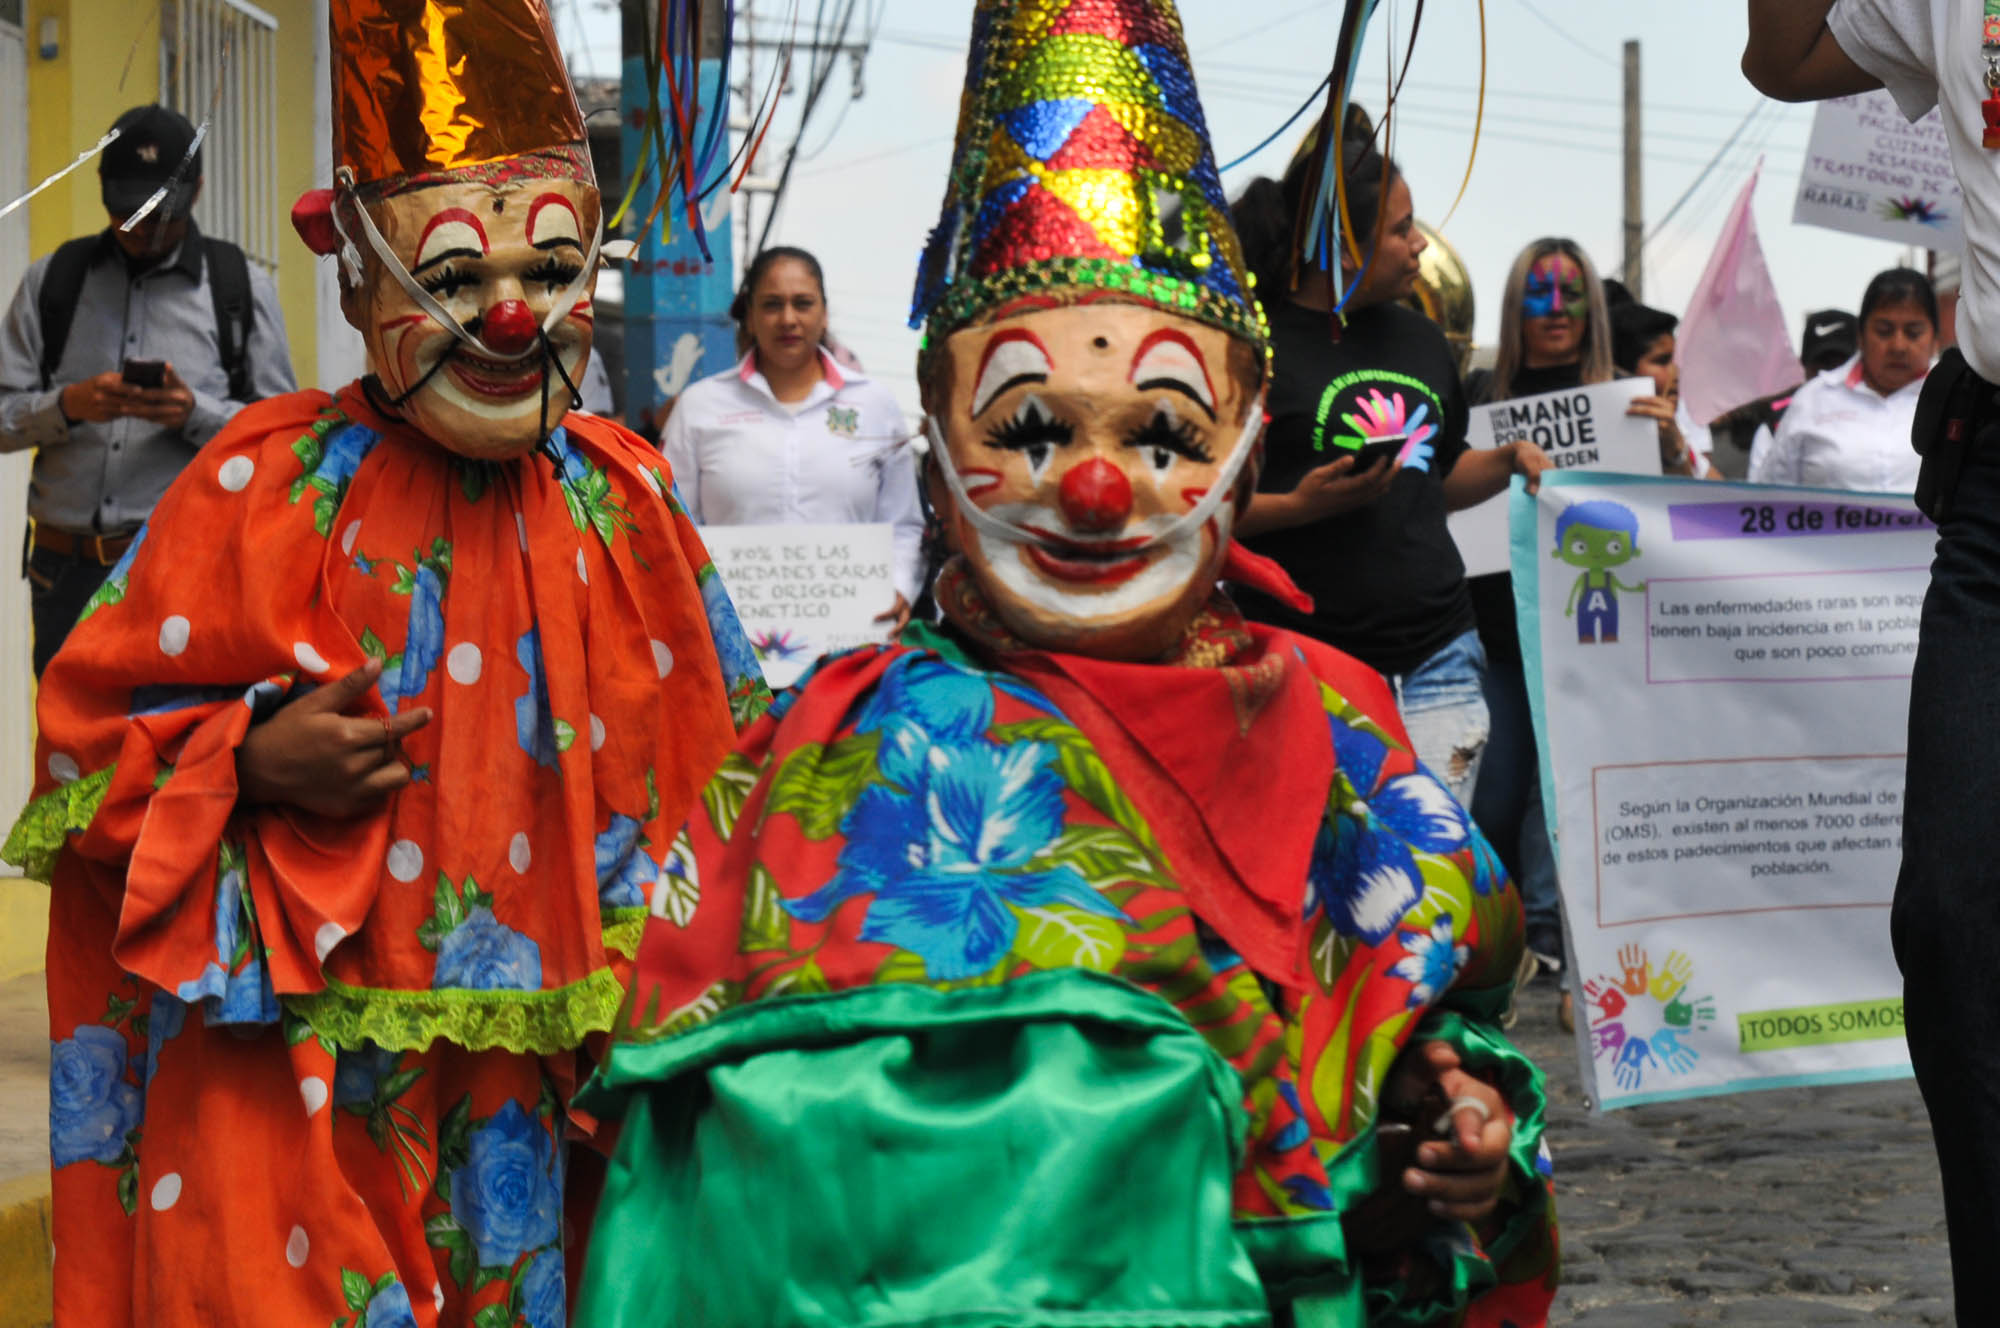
[417,263,477,299]
[525,257,584,290]
[1127,412,1211,463]
[986,405,1073,451]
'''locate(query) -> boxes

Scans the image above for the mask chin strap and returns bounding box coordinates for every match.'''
[330,180,605,362]
[926,393,1266,552]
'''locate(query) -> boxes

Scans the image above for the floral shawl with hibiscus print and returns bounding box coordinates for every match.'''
[7,382,765,1326]
[581,606,1559,1328]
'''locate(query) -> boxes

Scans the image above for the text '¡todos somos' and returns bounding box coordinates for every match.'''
[1488,394,1600,468]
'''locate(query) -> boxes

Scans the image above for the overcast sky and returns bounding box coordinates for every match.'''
[568,0,1914,410]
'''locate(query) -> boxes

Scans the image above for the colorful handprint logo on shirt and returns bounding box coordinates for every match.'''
[1338,388,1437,471]
[1582,943,1716,1094]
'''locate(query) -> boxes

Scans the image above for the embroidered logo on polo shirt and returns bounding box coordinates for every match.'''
[826,406,860,438]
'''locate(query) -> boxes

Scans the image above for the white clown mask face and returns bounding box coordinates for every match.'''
[345,175,599,460]
[931,304,1263,660]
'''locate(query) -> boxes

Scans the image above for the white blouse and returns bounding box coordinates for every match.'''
[1748,354,1925,493]
[662,350,924,601]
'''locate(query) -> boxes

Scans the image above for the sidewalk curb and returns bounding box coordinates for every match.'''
[0,1173,50,1327]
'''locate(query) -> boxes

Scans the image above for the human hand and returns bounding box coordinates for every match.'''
[1617,943,1651,996]
[59,371,144,424]
[1629,397,1692,474]
[1650,949,1693,1002]
[1591,1019,1627,1056]
[1385,1040,1513,1223]
[1289,451,1399,522]
[1509,439,1554,494]
[1584,977,1626,1021]
[1614,1035,1655,1090]
[873,592,912,637]
[1664,991,1715,1030]
[236,659,433,818]
[121,362,196,431]
[1650,1027,1699,1074]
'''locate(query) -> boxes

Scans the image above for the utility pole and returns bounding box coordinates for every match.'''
[1623,38,1644,300]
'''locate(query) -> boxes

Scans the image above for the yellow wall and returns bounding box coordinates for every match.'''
[25,0,321,384]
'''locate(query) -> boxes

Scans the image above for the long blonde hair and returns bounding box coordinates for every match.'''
[1488,237,1615,402]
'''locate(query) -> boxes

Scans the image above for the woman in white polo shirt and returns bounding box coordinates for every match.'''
[1749,267,1937,490]
[663,246,923,628]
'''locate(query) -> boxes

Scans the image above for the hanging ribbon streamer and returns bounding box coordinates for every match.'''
[1435,0,1486,229]
[0,130,122,224]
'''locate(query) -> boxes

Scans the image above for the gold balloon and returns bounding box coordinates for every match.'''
[1404,220,1475,373]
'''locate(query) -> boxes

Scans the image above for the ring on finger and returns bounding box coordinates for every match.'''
[1434,1095,1494,1135]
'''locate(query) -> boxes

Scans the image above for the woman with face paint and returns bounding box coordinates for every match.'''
[1749,267,1936,490]
[1230,112,1551,806]
[4,5,769,1324]
[576,6,1559,1327]
[662,246,924,633]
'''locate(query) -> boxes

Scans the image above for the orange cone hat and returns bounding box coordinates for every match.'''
[330,0,589,188]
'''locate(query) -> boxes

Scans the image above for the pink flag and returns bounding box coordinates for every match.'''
[1676,164,1800,426]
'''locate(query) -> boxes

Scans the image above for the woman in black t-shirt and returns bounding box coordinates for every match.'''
[1229,119,1549,805]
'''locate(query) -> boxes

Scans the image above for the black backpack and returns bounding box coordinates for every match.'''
[36,231,256,402]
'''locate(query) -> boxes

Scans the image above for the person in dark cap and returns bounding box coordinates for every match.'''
[1707,307,1860,477]
[0,103,296,674]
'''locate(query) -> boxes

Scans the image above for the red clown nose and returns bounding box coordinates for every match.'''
[1058,458,1133,531]
[481,299,539,356]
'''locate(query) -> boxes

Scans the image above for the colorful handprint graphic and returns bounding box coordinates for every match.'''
[1582,943,1714,1095]
[1338,389,1437,469]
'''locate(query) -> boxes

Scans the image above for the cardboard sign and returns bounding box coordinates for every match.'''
[1511,474,1928,1109]
[1448,378,1661,578]
[699,523,897,689]
[1793,90,1964,250]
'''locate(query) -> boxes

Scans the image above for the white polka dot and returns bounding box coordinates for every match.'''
[313,922,346,963]
[293,642,330,675]
[508,832,531,873]
[515,513,529,551]
[651,640,674,678]
[217,456,255,492]
[433,1284,445,1312]
[386,840,424,882]
[299,1077,328,1117]
[340,520,361,555]
[150,1173,182,1211]
[576,548,589,584]
[588,714,606,752]
[446,643,482,685]
[47,753,81,784]
[158,615,191,657]
[285,1225,310,1268]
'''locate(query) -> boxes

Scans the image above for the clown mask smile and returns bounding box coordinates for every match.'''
[343,175,599,460]
[931,304,1263,659]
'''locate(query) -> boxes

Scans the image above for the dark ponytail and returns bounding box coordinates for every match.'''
[1858,266,1939,329]
[1229,104,1400,308]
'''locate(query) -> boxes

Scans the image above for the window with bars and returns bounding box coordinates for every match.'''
[0,1,23,29]
[159,0,279,270]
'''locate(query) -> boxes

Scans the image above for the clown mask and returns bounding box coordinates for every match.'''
[929,303,1263,660]
[342,174,599,460]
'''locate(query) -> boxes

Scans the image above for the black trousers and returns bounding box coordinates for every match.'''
[1896,437,2000,1322]
[26,544,114,677]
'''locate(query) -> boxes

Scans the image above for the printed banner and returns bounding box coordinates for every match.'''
[1792,89,1963,249]
[1448,379,1661,578]
[700,523,897,689]
[1510,474,1926,1109]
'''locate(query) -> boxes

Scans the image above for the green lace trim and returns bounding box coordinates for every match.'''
[2,766,115,882]
[283,965,626,1055]
[603,909,647,959]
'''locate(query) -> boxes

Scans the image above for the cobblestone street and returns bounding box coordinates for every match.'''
[1513,981,1953,1325]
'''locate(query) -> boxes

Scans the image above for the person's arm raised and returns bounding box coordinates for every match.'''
[1743,0,1880,101]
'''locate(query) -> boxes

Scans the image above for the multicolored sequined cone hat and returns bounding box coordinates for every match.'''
[910,0,1266,366]
[330,0,589,191]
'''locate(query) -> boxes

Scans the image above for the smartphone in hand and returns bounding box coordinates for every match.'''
[121,359,167,390]
[1349,436,1403,473]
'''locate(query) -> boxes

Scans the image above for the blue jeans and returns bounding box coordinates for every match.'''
[1895,435,2000,1320]
[1473,630,1564,964]
[1386,630,1490,807]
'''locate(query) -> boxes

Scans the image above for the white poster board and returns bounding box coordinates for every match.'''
[1448,378,1660,578]
[1512,473,1924,1109]
[700,523,896,689]
[1793,89,1964,250]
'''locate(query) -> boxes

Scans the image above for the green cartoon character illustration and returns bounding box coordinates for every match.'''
[1554,499,1645,644]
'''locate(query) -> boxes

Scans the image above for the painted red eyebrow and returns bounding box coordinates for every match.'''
[526,193,581,244]
[1129,328,1215,403]
[974,328,1054,387]
[416,208,491,255]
